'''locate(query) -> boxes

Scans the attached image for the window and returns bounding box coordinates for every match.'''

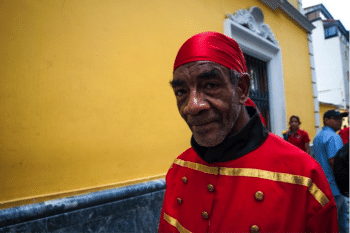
[245,53,270,131]
[324,26,338,39]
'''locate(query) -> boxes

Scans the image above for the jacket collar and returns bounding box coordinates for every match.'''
[323,126,336,132]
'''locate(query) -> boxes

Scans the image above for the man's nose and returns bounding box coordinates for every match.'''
[182,91,209,115]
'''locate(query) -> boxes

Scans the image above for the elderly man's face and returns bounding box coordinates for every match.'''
[171,61,246,147]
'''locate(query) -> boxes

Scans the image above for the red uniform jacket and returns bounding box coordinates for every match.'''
[159,134,338,232]
[338,126,349,145]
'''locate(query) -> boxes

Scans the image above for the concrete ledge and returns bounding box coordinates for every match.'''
[0,179,166,232]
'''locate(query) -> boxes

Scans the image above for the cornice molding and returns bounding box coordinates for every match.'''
[226,7,278,45]
[279,0,315,32]
[259,0,315,33]
[259,0,281,10]
[304,4,334,20]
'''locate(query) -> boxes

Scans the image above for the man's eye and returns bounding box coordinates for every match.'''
[175,89,186,97]
[205,82,219,89]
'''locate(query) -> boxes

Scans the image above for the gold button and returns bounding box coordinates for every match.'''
[182,177,188,184]
[250,225,260,233]
[177,198,182,205]
[255,191,264,201]
[207,184,214,192]
[201,211,209,219]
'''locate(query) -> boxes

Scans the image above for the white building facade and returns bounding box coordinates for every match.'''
[304,4,349,109]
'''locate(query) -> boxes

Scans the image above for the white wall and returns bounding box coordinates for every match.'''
[311,20,345,106]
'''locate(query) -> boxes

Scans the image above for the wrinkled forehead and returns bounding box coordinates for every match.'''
[173,61,230,80]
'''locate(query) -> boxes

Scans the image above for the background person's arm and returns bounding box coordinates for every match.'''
[305,142,310,155]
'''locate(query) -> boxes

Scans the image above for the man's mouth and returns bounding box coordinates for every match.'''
[191,121,214,126]
[190,121,217,133]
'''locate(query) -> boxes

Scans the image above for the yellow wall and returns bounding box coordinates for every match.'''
[342,116,349,128]
[276,16,316,139]
[281,0,316,140]
[0,0,313,209]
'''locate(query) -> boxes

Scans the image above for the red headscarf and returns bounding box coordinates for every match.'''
[174,31,247,73]
[173,31,266,125]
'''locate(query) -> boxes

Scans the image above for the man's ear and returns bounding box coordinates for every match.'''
[237,74,250,104]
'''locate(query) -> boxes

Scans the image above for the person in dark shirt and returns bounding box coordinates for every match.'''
[333,142,349,197]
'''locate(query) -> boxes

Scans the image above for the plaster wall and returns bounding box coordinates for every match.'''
[311,20,346,106]
[281,19,315,139]
[0,0,314,208]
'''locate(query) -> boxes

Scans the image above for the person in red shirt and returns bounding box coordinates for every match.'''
[338,126,349,145]
[284,115,310,154]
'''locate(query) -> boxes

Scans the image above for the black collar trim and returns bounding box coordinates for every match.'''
[191,106,269,164]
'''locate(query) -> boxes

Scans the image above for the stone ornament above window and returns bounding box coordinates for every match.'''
[226,7,278,45]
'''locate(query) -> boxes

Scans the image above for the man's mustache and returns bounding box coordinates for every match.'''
[185,114,221,126]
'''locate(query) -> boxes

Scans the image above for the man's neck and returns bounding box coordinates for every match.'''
[229,105,250,136]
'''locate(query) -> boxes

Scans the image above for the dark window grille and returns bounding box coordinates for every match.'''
[244,53,271,131]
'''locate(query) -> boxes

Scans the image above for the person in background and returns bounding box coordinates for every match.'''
[338,125,349,145]
[282,115,310,154]
[313,109,349,233]
[333,142,349,198]
[158,31,338,232]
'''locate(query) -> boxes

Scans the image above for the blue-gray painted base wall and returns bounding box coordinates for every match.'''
[0,179,166,232]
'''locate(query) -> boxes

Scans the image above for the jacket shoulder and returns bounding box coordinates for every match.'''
[246,133,323,176]
[176,147,199,161]
[259,133,311,158]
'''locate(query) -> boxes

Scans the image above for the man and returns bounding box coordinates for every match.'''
[313,109,349,233]
[159,31,338,232]
[338,125,349,145]
[333,142,349,198]
[283,115,311,154]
